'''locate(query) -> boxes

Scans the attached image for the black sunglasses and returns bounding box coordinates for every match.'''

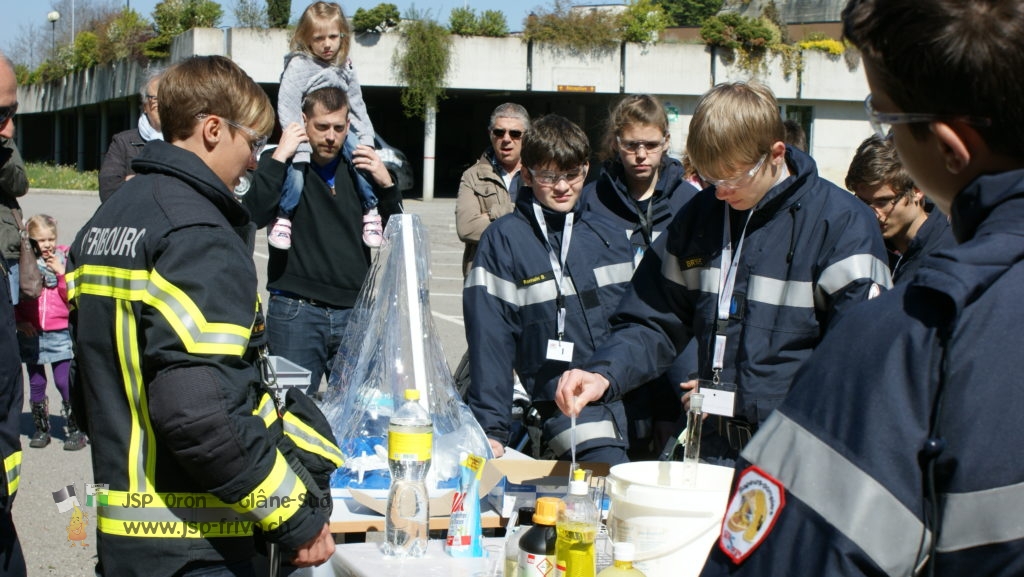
[491,128,523,140]
[0,103,18,126]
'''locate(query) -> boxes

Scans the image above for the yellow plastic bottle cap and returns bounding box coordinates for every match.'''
[573,468,586,482]
[404,389,420,401]
[532,497,564,525]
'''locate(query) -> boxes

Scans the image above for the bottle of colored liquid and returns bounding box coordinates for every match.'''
[555,469,599,577]
[519,497,562,577]
[505,506,535,577]
[596,542,646,577]
[383,389,432,558]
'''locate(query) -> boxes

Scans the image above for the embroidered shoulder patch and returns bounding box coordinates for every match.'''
[718,465,786,564]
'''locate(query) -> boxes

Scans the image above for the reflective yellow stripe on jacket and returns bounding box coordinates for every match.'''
[3,450,21,497]
[253,393,345,470]
[67,264,251,356]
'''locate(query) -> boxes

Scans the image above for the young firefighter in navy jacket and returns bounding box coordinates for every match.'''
[464,115,635,465]
[698,0,1024,575]
[557,81,891,465]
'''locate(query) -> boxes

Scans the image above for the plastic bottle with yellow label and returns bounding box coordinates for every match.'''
[384,389,432,557]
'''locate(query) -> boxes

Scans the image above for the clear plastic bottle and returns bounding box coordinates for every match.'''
[384,388,432,557]
[555,469,599,577]
[505,506,535,577]
[596,542,646,577]
[519,497,562,577]
[681,392,703,488]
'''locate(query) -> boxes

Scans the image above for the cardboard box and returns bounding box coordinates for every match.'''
[343,456,609,520]
[480,458,611,518]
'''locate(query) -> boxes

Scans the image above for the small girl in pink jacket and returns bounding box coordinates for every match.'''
[15,214,86,451]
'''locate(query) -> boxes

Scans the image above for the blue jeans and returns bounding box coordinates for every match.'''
[6,259,18,306]
[279,132,378,217]
[266,294,353,394]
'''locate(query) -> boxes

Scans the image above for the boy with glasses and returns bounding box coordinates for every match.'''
[556,81,890,465]
[846,134,954,284]
[698,0,1024,575]
[463,114,635,464]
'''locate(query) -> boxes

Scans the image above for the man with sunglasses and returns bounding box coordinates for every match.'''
[557,81,890,466]
[456,102,531,277]
[67,56,334,575]
[0,53,28,308]
[0,49,27,577]
[846,134,954,284]
[697,0,1024,575]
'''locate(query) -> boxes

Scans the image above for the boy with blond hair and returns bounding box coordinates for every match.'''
[557,81,890,464]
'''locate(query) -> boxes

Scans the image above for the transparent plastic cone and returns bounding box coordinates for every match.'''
[323,213,492,492]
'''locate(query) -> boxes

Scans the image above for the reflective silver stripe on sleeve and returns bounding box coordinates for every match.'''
[466,266,566,307]
[547,420,620,457]
[746,274,814,309]
[816,254,893,304]
[938,481,1024,552]
[742,411,928,577]
[594,262,633,288]
[661,253,715,291]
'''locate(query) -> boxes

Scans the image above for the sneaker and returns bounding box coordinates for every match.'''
[64,431,88,451]
[362,208,383,248]
[268,217,292,250]
[29,430,51,448]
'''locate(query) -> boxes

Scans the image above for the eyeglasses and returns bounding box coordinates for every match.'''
[197,113,268,161]
[528,166,586,187]
[864,94,992,140]
[145,94,158,104]
[616,136,666,154]
[491,128,523,140]
[859,192,906,213]
[699,154,767,189]
[0,102,18,126]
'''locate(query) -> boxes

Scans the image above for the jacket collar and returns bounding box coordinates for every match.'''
[131,140,251,227]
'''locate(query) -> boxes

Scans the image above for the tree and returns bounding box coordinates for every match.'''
[97,9,155,64]
[146,0,224,58]
[477,11,509,37]
[234,0,269,28]
[392,12,452,119]
[523,0,620,53]
[655,0,723,27]
[448,7,477,35]
[619,0,674,43]
[267,0,291,28]
[352,3,401,34]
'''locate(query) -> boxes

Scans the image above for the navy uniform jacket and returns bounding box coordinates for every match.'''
[701,168,1024,576]
[463,185,635,457]
[583,146,891,424]
[891,206,956,284]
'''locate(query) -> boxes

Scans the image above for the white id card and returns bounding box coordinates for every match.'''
[698,379,736,417]
[546,339,574,362]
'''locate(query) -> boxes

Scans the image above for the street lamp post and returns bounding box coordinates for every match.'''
[47,11,61,60]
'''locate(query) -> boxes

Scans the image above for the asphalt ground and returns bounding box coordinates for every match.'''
[12,190,467,575]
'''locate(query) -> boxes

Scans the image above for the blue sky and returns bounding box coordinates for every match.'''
[2,1,576,66]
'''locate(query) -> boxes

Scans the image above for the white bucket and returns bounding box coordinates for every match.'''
[606,461,734,577]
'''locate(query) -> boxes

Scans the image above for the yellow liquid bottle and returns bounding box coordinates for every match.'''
[596,543,646,577]
[555,469,598,577]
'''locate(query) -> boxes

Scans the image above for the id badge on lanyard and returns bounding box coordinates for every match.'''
[703,206,752,417]
[534,203,576,362]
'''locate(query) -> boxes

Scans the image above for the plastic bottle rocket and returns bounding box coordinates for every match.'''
[596,542,646,577]
[556,469,599,577]
[519,497,562,577]
[383,389,432,557]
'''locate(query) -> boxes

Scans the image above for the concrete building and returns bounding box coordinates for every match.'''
[14,28,873,197]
